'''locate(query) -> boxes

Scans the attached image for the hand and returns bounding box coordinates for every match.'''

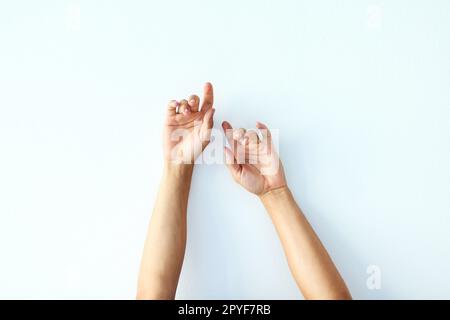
[164,83,215,165]
[222,121,287,195]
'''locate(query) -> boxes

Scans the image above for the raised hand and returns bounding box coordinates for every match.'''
[222,120,351,300]
[164,83,215,164]
[222,121,287,195]
[138,83,215,300]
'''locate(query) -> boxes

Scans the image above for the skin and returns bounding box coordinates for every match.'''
[137,82,351,299]
[137,83,215,299]
[222,121,352,300]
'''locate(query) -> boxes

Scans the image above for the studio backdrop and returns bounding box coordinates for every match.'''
[0,0,449,299]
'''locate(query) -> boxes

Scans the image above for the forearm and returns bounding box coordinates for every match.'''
[137,163,193,299]
[260,187,351,300]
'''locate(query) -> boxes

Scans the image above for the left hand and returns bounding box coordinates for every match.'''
[222,121,287,195]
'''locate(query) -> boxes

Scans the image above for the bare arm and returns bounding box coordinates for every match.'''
[137,83,215,299]
[137,164,192,299]
[260,187,351,299]
[222,121,351,300]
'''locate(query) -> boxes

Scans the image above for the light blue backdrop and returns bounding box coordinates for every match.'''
[0,0,449,299]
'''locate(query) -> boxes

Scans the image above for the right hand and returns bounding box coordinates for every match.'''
[163,83,215,165]
[222,121,287,196]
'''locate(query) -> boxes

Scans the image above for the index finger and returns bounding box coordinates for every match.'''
[222,121,234,146]
[200,82,214,112]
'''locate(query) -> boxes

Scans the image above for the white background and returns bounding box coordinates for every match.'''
[0,0,449,299]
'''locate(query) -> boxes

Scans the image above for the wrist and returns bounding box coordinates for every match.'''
[163,161,194,180]
[259,185,292,206]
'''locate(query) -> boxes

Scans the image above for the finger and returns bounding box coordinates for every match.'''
[200,82,214,112]
[221,121,233,130]
[244,130,259,145]
[222,121,234,146]
[178,99,191,115]
[233,128,246,144]
[222,122,246,164]
[167,100,179,116]
[256,121,271,142]
[200,108,215,143]
[231,128,247,164]
[188,95,200,112]
[224,146,242,181]
[256,121,275,156]
[244,130,259,164]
